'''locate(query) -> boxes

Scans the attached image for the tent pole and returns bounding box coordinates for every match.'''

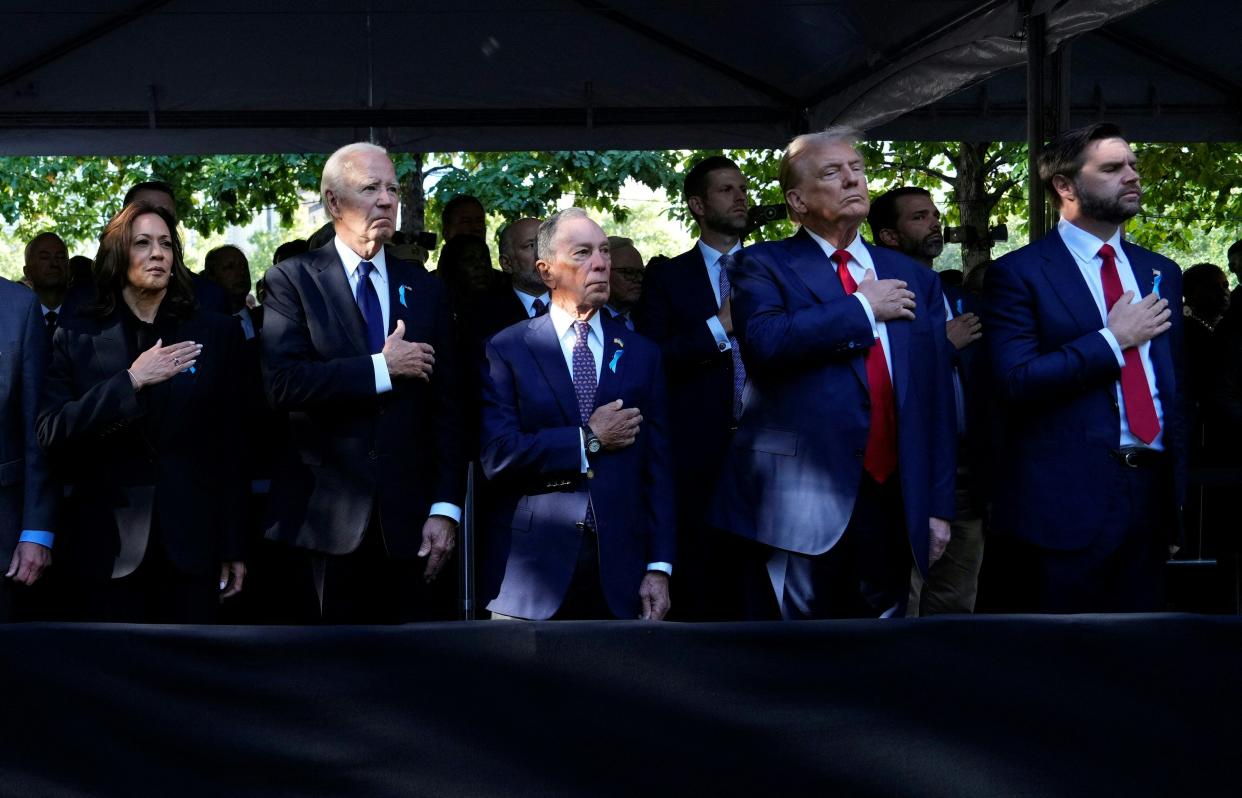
[1027,12,1048,242]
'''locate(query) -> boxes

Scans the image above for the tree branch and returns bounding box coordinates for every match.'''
[986,177,1020,205]
[878,160,956,185]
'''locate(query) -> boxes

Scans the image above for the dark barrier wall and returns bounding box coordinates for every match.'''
[2,616,1240,797]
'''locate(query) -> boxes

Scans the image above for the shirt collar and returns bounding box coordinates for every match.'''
[697,239,742,270]
[514,287,550,314]
[1057,218,1124,265]
[334,236,389,283]
[803,228,872,268]
[41,304,61,315]
[549,301,604,343]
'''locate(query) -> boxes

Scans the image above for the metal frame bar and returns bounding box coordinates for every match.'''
[0,0,172,89]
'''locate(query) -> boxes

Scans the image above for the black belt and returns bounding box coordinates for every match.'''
[1110,446,1169,469]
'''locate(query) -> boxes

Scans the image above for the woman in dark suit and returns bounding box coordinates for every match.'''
[37,202,247,623]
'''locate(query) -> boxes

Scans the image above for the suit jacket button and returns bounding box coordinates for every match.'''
[848,342,856,349]
[586,468,595,480]
[368,450,378,460]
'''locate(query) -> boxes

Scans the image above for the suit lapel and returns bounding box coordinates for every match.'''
[1123,243,1176,404]
[682,246,721,316]
[310,248,369,355]
[1043,230,1109,335]
[868,244,910,408]
[386,259,417,335]
[91,314,130,380]
[526,314,580,424]
[595,315,627,406]
[785,229,867,391]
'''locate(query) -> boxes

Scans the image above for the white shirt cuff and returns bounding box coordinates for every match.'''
[579,428,589,473]
[371,353,393,394]
[706,315,731,351]
[646,562,672,576]
[429,503,462,524]
[854,294,879,337]
[1098,329,1126,367]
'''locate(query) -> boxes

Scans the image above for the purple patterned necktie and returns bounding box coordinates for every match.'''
[571,319,598,530]
[572,320,597,425]
[717,253,746,420]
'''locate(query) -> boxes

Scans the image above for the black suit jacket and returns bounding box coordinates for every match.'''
[633,245,734,515]
[0,279,55,564]
[37,305,246,579]
[260,247,465,557]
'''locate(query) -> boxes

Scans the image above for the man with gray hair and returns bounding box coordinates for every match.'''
[604,236,643,330]
[22,232,69,345]
[261,142,465,623]
[472,217,549,342]
[479,208,675,620]
[710,127,956,620]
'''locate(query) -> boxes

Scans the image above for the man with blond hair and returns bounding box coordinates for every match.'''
[710,128,956,620]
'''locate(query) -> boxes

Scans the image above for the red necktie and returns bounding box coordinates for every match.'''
[833,249,897,483]
[1098,243,1160,444]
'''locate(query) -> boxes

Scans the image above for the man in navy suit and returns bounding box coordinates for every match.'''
[0,278,55,621]
[983,123,1184,613]
[633,156,751,620]
[870,186,986,615]
[261,142,464,623]
[479,208,675,620]
[710,128,956,620]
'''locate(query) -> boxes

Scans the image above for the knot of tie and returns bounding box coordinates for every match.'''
[833,249,857,294]
[1098,243,1116,261]
[45,310,58,326]
[358,260,374,279]
[573,319,590,341]
[531,297,547,317]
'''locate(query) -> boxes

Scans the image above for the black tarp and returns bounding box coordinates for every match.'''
[0,0,1168,155]
[2,615,1240,796]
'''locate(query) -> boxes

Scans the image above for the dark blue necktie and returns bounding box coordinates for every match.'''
[531,297,548,317]
[356,260,385,354]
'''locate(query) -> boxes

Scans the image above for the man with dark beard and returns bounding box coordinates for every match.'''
[633,155,751,619]
[983,123,1185,613]
[870,187,985,615]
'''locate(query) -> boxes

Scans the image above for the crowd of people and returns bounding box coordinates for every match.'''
[1,121,1237,625]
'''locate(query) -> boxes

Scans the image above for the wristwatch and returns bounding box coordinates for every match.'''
[582,425,602,455]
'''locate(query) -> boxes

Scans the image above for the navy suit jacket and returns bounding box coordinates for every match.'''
[984,228,1186,550]
[479,311,675,619]
[0,280,54,563]
[633,245,734,516]
[260,247,465,557]
[709,229,956,576]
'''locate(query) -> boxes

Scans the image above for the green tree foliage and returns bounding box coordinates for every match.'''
[1133,142,1242,254]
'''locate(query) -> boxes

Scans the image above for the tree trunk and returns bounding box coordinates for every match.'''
[399,152,425,234]
[951,141,995,275]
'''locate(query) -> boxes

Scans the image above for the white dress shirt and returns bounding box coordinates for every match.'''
[1057,219,1165,450]
[547,303,671,576]
[698,239,740,351]
[334,237,461,522]
[804,229,894,379]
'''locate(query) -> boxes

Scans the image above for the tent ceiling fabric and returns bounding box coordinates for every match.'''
[0,0,1217,155]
